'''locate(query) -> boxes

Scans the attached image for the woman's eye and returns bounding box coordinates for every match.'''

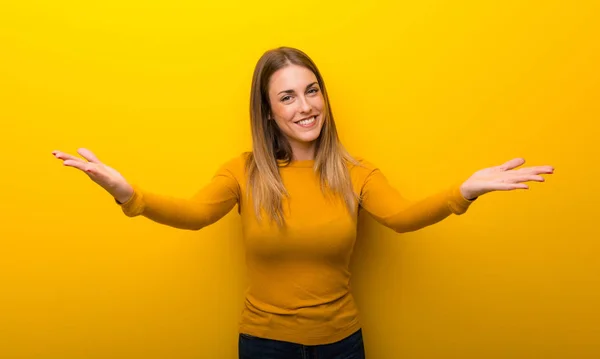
[308,88,318,94]
[281,96,291,102]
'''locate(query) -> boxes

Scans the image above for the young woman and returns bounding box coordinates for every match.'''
[52,47,554,359]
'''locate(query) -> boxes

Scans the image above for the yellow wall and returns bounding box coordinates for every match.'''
[2,0,599,358]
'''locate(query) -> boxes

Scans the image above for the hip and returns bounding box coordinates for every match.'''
[238,328,365,359]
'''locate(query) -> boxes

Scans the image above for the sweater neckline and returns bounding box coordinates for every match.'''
[277,159,315,168]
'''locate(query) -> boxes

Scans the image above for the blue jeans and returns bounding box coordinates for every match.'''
[238,328,366,359]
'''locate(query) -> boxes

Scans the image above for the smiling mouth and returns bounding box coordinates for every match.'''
[294,115,318,126]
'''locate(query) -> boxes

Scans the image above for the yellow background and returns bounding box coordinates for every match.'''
[2,0,599,358]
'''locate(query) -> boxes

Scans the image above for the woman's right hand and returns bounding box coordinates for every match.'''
[52,148,134,204]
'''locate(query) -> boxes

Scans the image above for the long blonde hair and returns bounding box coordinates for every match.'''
[246,46,360,227]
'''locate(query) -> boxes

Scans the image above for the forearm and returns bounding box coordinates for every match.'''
[118,185,237,231]
[369,185,473,233]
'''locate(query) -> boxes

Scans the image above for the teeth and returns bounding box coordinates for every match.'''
[297,116,316,126]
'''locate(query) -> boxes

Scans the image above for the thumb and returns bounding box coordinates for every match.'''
[498,157,525,171]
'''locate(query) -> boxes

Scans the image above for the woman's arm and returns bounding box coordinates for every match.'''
[359,168,473,233]
[117,162,240,231]
[358,157,553,233]
[53,148,243,231]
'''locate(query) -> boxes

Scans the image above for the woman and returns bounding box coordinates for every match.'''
[52,47,554,359]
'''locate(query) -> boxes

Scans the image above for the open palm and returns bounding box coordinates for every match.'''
[460,158,554,200]
[52,148,134,203]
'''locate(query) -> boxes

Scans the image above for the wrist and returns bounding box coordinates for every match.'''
[114,185,134,204]
[459,183,478,201]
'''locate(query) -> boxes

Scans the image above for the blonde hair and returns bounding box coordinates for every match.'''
[246,46,360,227]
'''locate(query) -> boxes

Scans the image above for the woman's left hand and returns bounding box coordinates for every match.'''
[459,158,554,200]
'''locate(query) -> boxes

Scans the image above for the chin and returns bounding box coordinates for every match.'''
[294,127,323,143]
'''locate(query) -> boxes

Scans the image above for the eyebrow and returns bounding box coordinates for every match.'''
[277,82,319,96]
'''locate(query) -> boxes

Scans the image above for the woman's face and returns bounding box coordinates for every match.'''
[267,64,325,156]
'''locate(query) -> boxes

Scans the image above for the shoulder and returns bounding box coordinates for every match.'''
[347,155,378,175]
[215,151,252,178]
[346,155,381,190]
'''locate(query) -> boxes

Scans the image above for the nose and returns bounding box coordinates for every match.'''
[298,96,312,113]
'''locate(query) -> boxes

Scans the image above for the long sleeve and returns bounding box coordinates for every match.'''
[116,156,243,231]
[358,166,474,233]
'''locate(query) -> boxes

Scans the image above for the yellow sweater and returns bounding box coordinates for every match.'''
[118,153,474,345]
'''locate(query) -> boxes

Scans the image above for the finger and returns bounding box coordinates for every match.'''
[532,166,554,174]
[63,160,110,181]
[53,151,86,163]
[510,174,546,183]
[513,166,554,175]
[63,159,90,172]
[497,158,526,171]
[77,148,102,164]
[495,182,529,190]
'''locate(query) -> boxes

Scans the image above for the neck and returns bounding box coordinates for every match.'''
[290,141,316,161]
